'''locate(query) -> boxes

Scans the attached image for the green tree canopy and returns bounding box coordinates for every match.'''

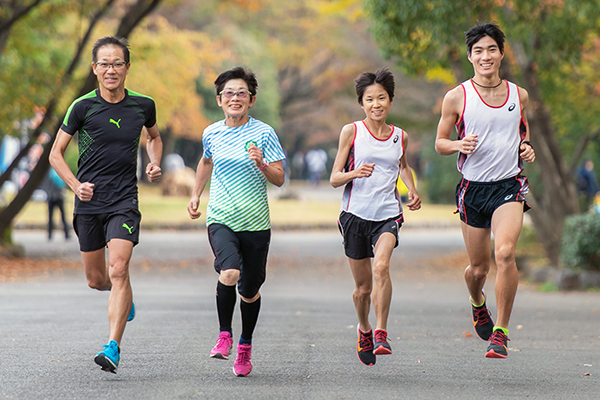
[366,0,600,264]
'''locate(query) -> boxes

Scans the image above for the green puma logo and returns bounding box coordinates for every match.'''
[110,118,121,128]
[122,223,133,234]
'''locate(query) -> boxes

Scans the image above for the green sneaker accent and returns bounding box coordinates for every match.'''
[122,223,134,234]
[493,326,509,336]
[469,292,486,308]
[109,118,121,128]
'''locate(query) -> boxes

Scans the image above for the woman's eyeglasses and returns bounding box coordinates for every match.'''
[219,89,252,99]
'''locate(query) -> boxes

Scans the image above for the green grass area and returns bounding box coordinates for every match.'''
[14,183,459,229]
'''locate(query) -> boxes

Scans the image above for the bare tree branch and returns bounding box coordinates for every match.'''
[0,0,45,34]
[0,0,45,56]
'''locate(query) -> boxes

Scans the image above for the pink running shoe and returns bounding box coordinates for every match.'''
[210,331,233,359]
[233,343,253,377]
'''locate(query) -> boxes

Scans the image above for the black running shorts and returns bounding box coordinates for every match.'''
[73,209,141,252]
[207,223,271,299]
[337,211,403,260]
[455,175,531,229]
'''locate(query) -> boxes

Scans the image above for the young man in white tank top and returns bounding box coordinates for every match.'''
[436,23,535,359]
[331,69,421,366]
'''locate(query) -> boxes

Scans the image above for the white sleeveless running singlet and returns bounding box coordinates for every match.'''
[340,121,404,221]
[455,79,527,182]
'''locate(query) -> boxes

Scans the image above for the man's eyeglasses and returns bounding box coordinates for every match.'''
[219,89,252,99]
[95,62,127,71]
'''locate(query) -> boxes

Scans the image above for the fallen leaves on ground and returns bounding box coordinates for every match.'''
[0,258,81,282]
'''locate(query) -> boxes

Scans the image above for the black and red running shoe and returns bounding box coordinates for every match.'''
[373,329,392,355]
[472,298,494,341]
[485,329,510,358]
[356,325,376,366]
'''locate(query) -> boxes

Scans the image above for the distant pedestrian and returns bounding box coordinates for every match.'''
[576,159,600,209]
[305,148,328,185]
[330,68,421,366]
[46,167,69,240]
[187,67,285,377]
[435,22,535,359]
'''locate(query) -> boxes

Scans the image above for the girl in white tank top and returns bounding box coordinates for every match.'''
[330,68,421,366]
[340,121,405,221]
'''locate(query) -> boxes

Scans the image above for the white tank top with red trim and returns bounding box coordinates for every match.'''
[341,121,404,221]
[455,79,526,182]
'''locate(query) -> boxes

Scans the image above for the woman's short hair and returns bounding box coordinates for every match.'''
[214,67,258,98]
[354,68,395,106]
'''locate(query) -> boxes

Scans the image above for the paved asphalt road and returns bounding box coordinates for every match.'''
[1,229,599,399]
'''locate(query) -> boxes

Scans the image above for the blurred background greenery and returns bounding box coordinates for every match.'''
[2,0,600,269]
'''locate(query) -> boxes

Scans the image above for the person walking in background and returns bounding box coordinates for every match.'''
[187,67,285,377]
[330,68,421,366]
[50,36,163,373]
[46,167,70,240]
[435,22,535,358]
[576,159,600,210]
[305,147,328,185]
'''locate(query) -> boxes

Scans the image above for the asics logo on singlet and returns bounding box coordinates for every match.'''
[110,118,122,128]
[393,135,399,143]
[122,223,134,234]
[504,194,514,201]
[508,103,516,112]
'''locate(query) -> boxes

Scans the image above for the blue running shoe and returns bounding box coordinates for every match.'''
[127,301,135,322]
[94,340,120,373]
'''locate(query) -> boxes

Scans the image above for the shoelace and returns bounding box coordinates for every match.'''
[359,332,374,351]
[474,306,491,324]
[237,347,251,363]
[101,344,118,359]
[490,330,509,346]
[216,335,232,348]
[374,330,388,344]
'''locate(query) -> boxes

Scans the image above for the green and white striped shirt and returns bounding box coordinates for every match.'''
[202,117,285,231]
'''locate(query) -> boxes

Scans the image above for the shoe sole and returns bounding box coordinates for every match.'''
[232,366,252,377]
[210,353,229,360]
[485,349,508,359]
[373,345,392,355]
[94,354,118,373]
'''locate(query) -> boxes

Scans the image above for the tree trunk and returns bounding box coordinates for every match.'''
[511,45,580,265]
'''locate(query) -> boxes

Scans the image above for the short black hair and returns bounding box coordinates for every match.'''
[92,36,130,64]
[214,67,258,99]
[465,22,505,55]
[354,68,395,106]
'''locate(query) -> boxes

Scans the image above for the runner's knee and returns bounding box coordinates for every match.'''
[219,269,240,286]
[108,258,130,284]
[354,282,372,298]
[466,263,489,280]
[372,260,390,280]
[494,245,516,268]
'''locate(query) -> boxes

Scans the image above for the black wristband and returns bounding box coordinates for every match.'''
[521,140,533,150]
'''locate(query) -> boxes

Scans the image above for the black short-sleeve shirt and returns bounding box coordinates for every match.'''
[61,89,157,214]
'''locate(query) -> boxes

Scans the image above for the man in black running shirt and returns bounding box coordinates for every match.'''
[50,36,162,373]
